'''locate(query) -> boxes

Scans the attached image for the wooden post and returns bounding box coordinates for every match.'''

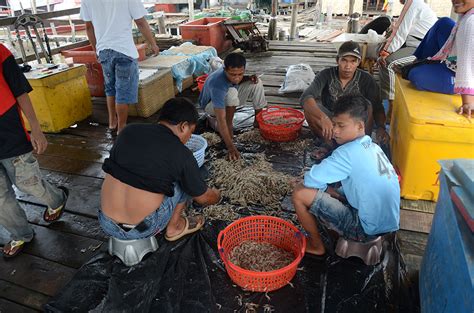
[30,0,37,14]
[188,0,194,21]
[268,0,278,40]
[157,13,166,34]
[289,2,298,40]
[349,0,355,16]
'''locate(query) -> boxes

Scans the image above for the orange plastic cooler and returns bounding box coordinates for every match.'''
[390,76,474,201]
[179,17,233,53]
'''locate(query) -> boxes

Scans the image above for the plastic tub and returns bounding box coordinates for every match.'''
[179,17,233,53]
[185,134,208,167]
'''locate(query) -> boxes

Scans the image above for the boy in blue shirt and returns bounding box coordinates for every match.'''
[292,95,400,256]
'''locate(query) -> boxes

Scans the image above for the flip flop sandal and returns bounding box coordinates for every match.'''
[43,186,69,222]
[3,240,26,258]
[165,215,205,242]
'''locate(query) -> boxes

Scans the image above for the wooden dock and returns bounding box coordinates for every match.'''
[0,41,431,311]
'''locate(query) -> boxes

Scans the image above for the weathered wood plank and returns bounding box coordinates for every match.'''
[401,199,436,214]
[45,133,114,151]
[397,230,429,257]
[0,299,38,313]
[0,254,76,297]
[23,203,106,242]
[21,225,103,269]
[17,170,103,218]
[0,280,49,311]
[35,155,104,179]
[41,144,109,164]
[400,209,433,234]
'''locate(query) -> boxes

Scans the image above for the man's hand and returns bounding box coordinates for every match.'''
[375,127,390,145]
[290,177,303,189]
[151,44,160,56]
[30,127,48,154]
[228,147,241,161]
[320,115,333,141]
[458,103,474,118]
[249,74,259,84]
[326,186,347,203]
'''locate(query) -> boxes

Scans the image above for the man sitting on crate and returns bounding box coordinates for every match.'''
[100,98,221,242]
[301,41,388,160]
[199,53,267,161]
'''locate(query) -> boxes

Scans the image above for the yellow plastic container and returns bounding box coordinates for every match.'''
[390,76,474,201]
[24,65,92,133]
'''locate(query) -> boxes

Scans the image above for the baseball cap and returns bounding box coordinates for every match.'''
[337,41,361,59]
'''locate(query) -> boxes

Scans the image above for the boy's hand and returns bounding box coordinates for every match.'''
[30,128,48,154]
[320,115,333,141]
[326,186,347,203]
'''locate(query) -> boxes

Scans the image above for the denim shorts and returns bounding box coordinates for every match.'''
[98,49,139,104]
[99,184,190,240]
[309,191,378,242]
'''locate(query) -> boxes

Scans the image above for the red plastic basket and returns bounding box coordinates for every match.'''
[217,216,306,292]
[196,74,208,92]
[256,106,305,142]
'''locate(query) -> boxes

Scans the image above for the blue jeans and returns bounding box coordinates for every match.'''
[98,49,139,104]
[309,191,378,242]
[99,183,190,240]
[0,152,66,242]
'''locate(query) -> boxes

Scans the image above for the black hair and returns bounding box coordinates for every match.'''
[224,53,246,69]
[158,97,199,125]
[333,95,369,124]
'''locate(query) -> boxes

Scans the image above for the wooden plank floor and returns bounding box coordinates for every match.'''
[0,41,429,311]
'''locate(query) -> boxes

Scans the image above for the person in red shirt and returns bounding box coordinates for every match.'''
[0,44,69,258]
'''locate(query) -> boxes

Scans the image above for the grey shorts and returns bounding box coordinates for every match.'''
[309,190,378,242]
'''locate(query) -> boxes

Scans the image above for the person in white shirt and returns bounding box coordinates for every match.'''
[378,0,437,118]
[80,0,160,134]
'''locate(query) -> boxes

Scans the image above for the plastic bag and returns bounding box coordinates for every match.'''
[279,64,315,93]
[209,56,223,73]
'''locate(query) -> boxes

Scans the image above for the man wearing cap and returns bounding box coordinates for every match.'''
[300,41,388,160]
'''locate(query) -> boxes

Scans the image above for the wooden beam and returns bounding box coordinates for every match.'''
[15,40,89,64]
[0,7,81,27]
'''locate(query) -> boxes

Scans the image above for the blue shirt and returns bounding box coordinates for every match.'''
[198,68,233,109]
[304,135,400,235]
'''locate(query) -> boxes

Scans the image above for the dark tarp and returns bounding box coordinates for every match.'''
[45,110,417,312]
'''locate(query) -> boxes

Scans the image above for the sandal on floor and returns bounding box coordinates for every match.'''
[3,240,26,258]
[43,186,69,222]
[165,215,205,242]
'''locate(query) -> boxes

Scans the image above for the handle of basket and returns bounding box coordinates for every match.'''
[217,230,226,261]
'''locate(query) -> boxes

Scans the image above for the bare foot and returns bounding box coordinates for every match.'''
[165,216,186,238]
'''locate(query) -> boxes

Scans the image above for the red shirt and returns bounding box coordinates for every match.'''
[0,44,17,115]
[0,43,33,159]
